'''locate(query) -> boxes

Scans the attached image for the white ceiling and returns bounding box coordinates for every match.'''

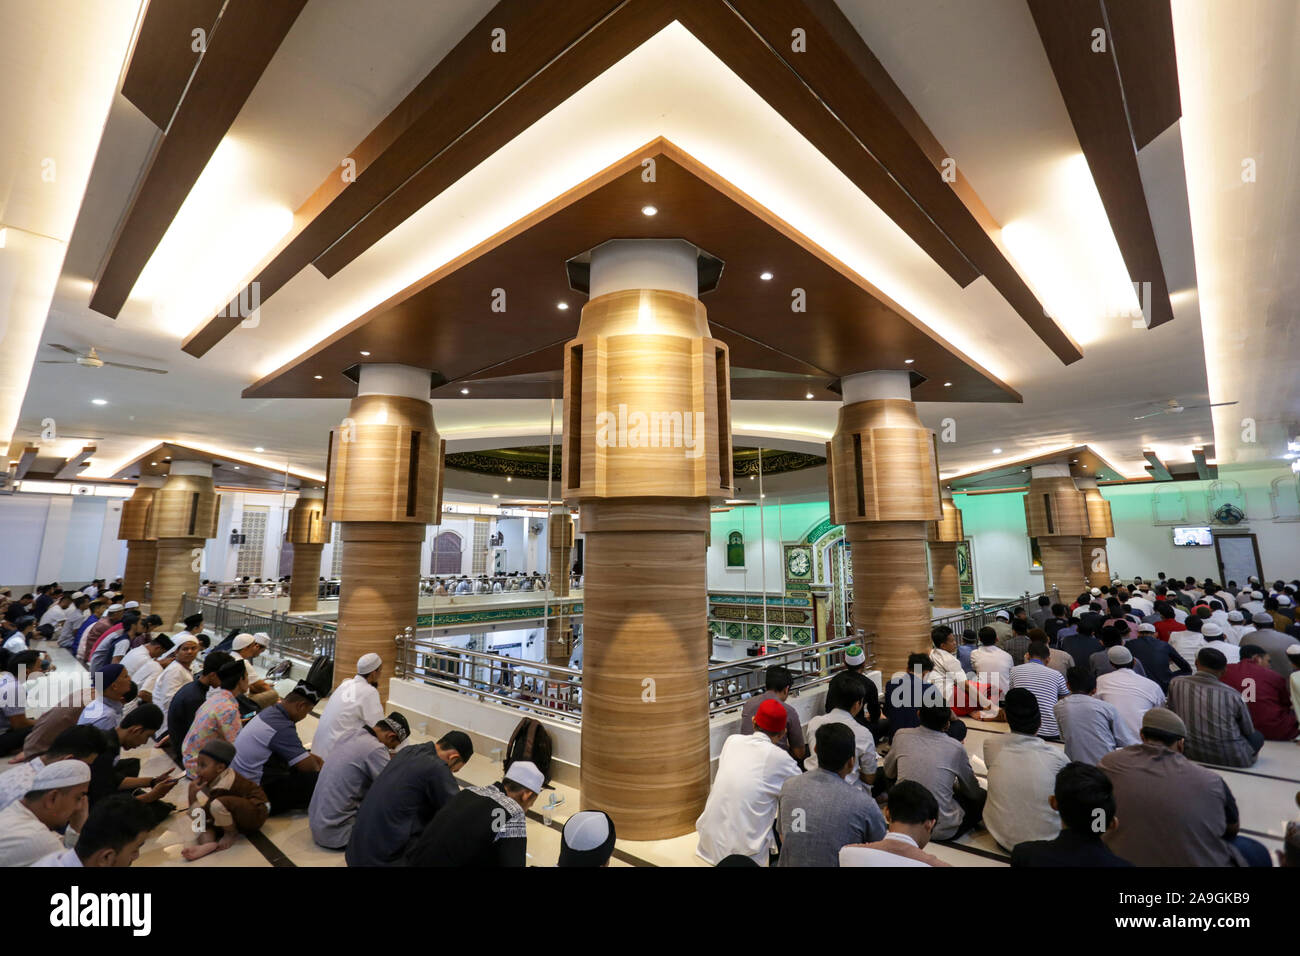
[6,0,1295,492]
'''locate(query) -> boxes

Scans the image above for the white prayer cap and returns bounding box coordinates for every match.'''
[357,653,382,675]
[161,634,198,658]
[106,604,124,613]
[123,601,140,609]
[1090,587,1101,596]
[1201,623,1224,638]
[995,610,1010,621]
[1137,623,1157,633]
[1107,646,1133,665]
[232,633,256,651]
[70,591,84,600]
[251,632,270,647]
[32,760,91,790]
[844,645,866,666]
[1227,610,1244,622]
[1252,590,1264,599]
[1286,644,1300,656]
[1072,606,1089,618]
[503,760,544,794]
[1279,595,1293,607]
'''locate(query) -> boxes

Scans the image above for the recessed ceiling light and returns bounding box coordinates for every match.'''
[460,387,469,395]
[760,271,774,281]
[992,448,1002,454]
[360,350,371,356]
[313,375,322,380]
[904,358,914,364]
[749,475,756,480]
[943,382,952,387]
[254,447,264,453]
[506,476,512,482]
[760,494,766,499]
[805,392,814,399]
[641,205,657,216]
[233,466,240,470]
[557,302,569,310]
[150,462,157,466]
[91,398,107,405]
[492,494,500,499]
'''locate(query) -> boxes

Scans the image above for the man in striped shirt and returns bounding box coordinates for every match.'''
[1008,642,1069,740]
[1166,647,1262,767]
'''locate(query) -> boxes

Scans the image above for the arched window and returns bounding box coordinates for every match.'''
[432,531,463,575]
[726,530,745,568]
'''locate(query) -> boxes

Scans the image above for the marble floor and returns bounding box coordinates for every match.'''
[22,642,1298,868]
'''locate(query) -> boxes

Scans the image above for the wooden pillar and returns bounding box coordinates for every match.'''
[1077,477,1115,587]
[1024,465,1090,600]
[563,239,733,840]
[928,491,965,609]
[287,487,329,613]
[325,365,443,703]
[826,371,942,678]
[119,476,161,604]
[147,463,219,626]
[545,505,574,665]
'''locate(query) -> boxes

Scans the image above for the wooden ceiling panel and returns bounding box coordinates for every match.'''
[120,0,227,130]
[90,0,309,318]
[110,442,320,489]
[1104,0,1182,150]
[1027,0,1176,329]
[946,444,1123,491]
[244,141,1020,405]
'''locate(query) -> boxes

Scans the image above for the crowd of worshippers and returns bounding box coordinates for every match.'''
[0,608,615,868]
[693,573,1300,867]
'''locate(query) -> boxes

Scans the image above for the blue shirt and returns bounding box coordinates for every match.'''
[231,703,309,783]
[77,698,123,732]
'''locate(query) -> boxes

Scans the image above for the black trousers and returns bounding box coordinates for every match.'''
[262,757,319,815]
[0,726,32,757]
[952,787,987,839]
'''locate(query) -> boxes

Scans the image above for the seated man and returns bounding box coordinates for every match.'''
[309,713,410,850]
[777,722,886,867]
[839,781,951,867]
[834,645,887,741]
[882,703,984,842]
[345,731,471,866]
[1127,622,1192,692]
[1095,646,1165,742]
[804,672,878,792]
[230,681,324,815]
[34,793,158,868]
[695,699,800,865]
[1100,708,1270,866]
[1010,763,1133,867]
[231,633,279,711]
[884,653,966,741]
[1167,647,1263,767]
[0,649,43,755]
[403,760,542,867]
[557,810,617,868]
[312,653,384,760]
[1054,667,1138,765]
[970,626,1013,704]
[184,740,270,861]
[119,634,173,689]
[982,689,1070,852]
[1090,625,1147,678]
[0,760,91,866]
[1008,642,1069,741]
[165,651,234,765]
[1061,619,1104,670]
[929,626,979,714]
[0,725,105,811]
[86,705,179,814]
[738,664,806,760]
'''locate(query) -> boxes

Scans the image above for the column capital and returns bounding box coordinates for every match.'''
[356,363,434,399]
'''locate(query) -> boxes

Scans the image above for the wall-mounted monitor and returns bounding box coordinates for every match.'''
[1172,526,1214,547]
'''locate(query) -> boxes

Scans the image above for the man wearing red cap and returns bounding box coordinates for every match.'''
[695,698,799,866]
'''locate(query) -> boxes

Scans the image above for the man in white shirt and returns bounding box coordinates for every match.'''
[144,635,200,736]
[696,698,800,865]
[34,794,156,868]
[982,689,1070,852]
[1126,590,1155,617]
[839,780,951,867]
[312,653,385,760]
[1200,624,1240,664]
[37,594,73,638]
[1169,623,1208,664]
[55,596,90,647]
[803,672,877,791]
[1241,591,1266,618]
[0,759,90,867]
[1095,646,1166,741]
[120,634,174,687]
[971,630,1014,703]
[928,629,971,709]
[232,633,279,709]
[1224,610,1252,646]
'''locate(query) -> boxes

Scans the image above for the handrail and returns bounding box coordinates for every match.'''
[182,594,335,666]
[930,587,1061,635]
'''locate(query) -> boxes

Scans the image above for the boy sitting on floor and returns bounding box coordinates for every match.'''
[183,739,270,861]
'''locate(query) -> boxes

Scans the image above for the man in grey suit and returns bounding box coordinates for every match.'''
[776,722,886,866]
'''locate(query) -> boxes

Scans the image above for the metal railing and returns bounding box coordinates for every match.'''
[419,574,582,596]
[930,587,1061,636]
[197,579,342,600]
[393,629,858,724]
[182,594,335,666]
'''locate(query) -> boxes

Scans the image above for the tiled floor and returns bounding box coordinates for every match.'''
[25,641,1298,867]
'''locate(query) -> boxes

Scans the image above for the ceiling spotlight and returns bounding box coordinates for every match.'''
[254,447,264,453]
[492,494,500,499]
[992,448,1002,454]
[557,302,569,310]
[805,392,814,399]
[233,466,240,470]
[91,398,107,405]
[943,382,952,387]
[150,462,158,467]
[360,350,371,356]
[641,205,657,216]
[460,387,469,395]
[506,476,512,482]
[760,271,774,281]
[749,474,756,480]
[904,358,914,364]
[313,375,322,380]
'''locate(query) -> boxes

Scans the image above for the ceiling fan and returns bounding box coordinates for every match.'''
[1133,399,1237,421]
[39,344,168,375]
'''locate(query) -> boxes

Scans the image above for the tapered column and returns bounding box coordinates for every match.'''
[563,239,732,840]
[826,371,942,678]
[545,505,574,665]
[928,488,965,609]
[1024,463,1090,599]
[325,364,443,703]
[287,487,329,613]
[147,462,219,625]
[119,476,161,604]
[1077,476,1115,587]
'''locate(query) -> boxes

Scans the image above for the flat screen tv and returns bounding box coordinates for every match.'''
[1172,526,1214,547]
